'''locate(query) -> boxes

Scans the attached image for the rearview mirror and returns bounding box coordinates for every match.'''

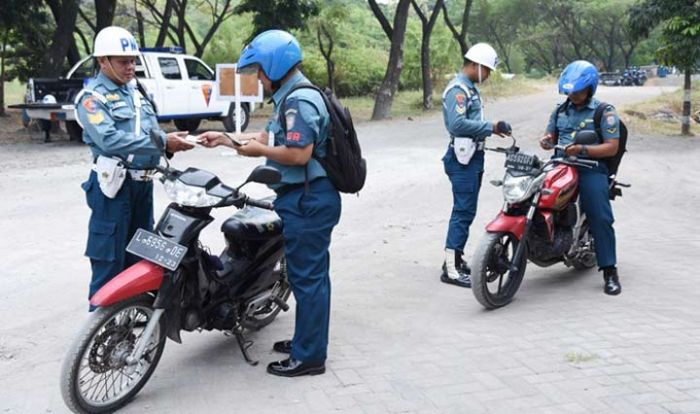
[573,130,599,145]
[245,165,281,186]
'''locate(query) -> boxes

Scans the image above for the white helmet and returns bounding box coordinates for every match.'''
[464,43,498,70]
[93,26,139,57]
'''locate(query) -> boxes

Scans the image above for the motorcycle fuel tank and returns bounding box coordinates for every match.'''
[538,164,579,211]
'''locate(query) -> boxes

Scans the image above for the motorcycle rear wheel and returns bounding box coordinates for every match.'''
[241,257,291,330]
[60,295,166,413]
[471,232,528,309]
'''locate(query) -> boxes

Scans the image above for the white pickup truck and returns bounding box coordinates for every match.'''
[13,47,262,141]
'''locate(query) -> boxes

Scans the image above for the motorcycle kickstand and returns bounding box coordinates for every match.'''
[228,325,259,366]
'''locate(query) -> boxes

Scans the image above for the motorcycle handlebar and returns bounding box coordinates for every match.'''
[244,197,274,210]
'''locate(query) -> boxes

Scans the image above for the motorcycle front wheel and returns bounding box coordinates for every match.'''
[471,232,528,310]
[60,295,166,413]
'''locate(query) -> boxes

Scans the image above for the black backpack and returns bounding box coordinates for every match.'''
[279,83,367,194]
[555,100,627,178]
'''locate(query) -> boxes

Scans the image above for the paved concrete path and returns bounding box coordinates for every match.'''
[1,84,699,413]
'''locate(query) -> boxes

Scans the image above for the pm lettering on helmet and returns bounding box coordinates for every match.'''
[120,38,137,52]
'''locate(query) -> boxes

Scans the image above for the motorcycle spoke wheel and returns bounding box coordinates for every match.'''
[472,232,527,309]
[242,258,291,330]
[61,295,166,414]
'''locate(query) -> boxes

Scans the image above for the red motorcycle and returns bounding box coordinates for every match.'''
[471,131,628,309]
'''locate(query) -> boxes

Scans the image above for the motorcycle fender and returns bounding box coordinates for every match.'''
[485,212,527,240]
[90,260,164,308]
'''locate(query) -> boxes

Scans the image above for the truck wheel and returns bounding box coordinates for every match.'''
[174,118,201,132]
[223,103,249,132]
[65,121,83,142]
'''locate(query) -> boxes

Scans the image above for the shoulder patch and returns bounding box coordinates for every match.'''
[455,93,467,114]
[87,112,105,124]
[285,108,297,130]
[82,97,98,114]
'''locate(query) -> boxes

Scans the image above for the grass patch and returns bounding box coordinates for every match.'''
[564,351,599,364]
[621,82,699,136]
[3,80,26,106]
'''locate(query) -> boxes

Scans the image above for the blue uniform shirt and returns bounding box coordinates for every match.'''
[546,98,620,174]
[442,73,493,141]
[75,72,166,169]
[267,71,329,189]
[546,98,620,147]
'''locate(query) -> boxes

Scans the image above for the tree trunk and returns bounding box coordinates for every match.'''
[371,0,411,120]
[0,30,7,117]
[42,0,79,77]
[95,0,116,31]
[155,0,174,47]
[682,68,692,135]
[317,25,335,92]
[419,31,433,110]
[412,0,444,111]
[136,11,145,47]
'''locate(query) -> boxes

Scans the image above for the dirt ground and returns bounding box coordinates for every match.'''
[2,82,700,414]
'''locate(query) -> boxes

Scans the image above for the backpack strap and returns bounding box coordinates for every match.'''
[552,99,569,144]
[593,101,608,144]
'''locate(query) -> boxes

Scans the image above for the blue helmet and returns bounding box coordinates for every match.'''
[558,60,599,96]
[237,30,302,82]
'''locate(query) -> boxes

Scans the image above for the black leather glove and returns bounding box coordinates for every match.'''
[495,121,512,135]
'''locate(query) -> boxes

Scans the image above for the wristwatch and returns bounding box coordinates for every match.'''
[579,145,588,157]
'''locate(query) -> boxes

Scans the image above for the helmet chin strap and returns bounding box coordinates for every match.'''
[478,64,482,84]
[105,57,128,85]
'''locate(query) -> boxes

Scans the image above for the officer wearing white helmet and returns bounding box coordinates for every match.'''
[75,26,193,308]
[440,42,511,288]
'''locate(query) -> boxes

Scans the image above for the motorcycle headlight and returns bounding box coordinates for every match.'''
[162,178,223,207]
[502,173,545,204]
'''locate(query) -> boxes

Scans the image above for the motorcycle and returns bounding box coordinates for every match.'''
[619,70,634,86]
[470,131,629,309]
[61,132,290,413]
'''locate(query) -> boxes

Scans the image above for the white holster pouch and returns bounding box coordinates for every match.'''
[453,137,477,165]
[93,155,127,198]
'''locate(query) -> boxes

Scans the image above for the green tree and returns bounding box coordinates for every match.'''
[411,0,444,110]
[368,0,412,120]
[234,0,319,43]
[0,0,51,115]
[630,0,700,135]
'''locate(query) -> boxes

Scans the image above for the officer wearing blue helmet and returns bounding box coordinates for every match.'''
[198,30,340,377]
[540,60,622,295]
[440,42,512,288]
[75,26,193,306]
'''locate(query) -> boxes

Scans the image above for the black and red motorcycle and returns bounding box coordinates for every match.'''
[61,133,290,413]
[470,131,629,309]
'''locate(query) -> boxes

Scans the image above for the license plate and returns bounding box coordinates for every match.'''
[126,229,188,271]
[505,153,537,173]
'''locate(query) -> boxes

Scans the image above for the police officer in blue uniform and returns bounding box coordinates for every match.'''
[198,30,340,377]
[76,26,193,304]
[540,60,622,295]
[441,43,511,288]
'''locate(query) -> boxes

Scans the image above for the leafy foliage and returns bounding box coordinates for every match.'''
[234,0,320,43]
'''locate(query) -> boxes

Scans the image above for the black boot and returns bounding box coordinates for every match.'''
[440,249,471,288]
[603,267,621,296]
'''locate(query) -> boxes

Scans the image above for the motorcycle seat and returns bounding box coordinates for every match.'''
[221,205,283,241]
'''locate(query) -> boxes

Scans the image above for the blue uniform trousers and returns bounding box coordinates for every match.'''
[273,178,341,363]
[577,167,616,269]
[443,148,485,252]
[82,171,154,298]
